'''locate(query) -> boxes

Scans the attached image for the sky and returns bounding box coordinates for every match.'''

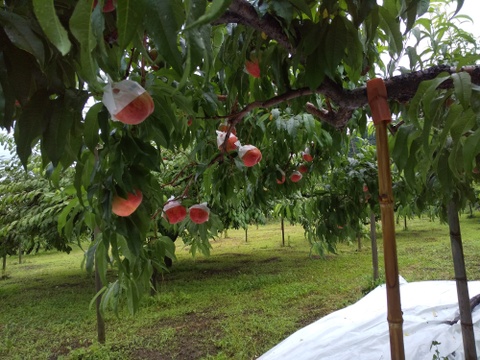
[1,1,480,161]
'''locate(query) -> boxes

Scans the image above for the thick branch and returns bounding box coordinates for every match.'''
[213,0,295,54]
[221,65,480,129]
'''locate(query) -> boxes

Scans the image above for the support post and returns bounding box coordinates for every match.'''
[447,201,477,359]
[367,78,405,360]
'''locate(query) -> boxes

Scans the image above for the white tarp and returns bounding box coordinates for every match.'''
[259,277,480,360]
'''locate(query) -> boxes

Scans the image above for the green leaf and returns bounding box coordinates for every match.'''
[451,72,471,109]
[84,103,102,153]
[0,54,15,130]
[288,0,312,19]
[14,90,51,167]
[0,10,45,67]
[32,0,72,56]
[407,73,449,124]
[184,0,232,30]
[463,127,480,174]
[69,0,99,86]
[42,97,75,166]
[378,6,403,55]
[144,0,184,76]
[324,16,347,74]
[116,0,146,50]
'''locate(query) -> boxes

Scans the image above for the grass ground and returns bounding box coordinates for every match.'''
[2,214,480,360]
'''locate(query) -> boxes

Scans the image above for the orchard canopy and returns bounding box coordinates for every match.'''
[1,0,480,309]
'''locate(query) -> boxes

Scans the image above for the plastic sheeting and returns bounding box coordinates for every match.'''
[259,277,480,360]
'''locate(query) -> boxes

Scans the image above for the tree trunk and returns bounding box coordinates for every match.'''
[281,216,285,247]
[18,243,22,264]
[447,201,477,359]
[94,229,106,344]
[370,211,379,282]
[403,216,407,230]
[2,254,6,274]
[245,227,248,242]
[224,229,228,238]
[357,233,362,251]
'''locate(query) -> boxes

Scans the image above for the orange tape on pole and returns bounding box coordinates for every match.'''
[367,78,392,125]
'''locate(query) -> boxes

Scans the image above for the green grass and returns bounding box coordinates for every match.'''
[2,215,480,359]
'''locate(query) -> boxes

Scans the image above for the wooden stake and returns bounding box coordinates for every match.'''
[94,228,106,344]
[370,210,379,281]
[367,78,405,360]
[447,201,477,359]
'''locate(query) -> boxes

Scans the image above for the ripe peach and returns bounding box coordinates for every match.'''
[276,169,286,184]
[363,185,369,192]
[102,80,155,125]
[93,0,116,12]
[290,171,302,183]
[217,131,238,152]
[218,123,237,135]
[298,164,308,174]
[189,203,210,224]
[163,200,187,224]
[112,190,142,217]
[302,147,313,162]
[114,92,154,125]
[245,59,260,78]
[238,145,262,167]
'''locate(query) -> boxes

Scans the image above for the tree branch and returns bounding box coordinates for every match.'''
[213,0,295,54]
[219,65,480,129]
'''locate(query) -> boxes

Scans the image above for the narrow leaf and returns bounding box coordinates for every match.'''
[144,0,184,75]
[451,72,471,109]
[116,0,146,50]
[0,10,45,67]
[33,0,72,55]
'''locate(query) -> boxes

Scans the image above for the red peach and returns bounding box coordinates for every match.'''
[238,145,262,167]
[163,200,187,224]
[189,203,210,224]
[298,164,308,174]
[245,59,260,78]
[363,185,369,192]
[218,123,237,135]
[290,171,302,183]
[114,92,155,125]
[276,169,286,184]
[217,131,238,152]
[112,190,142,217]
[93,0,116,12]
[302,147,313,162]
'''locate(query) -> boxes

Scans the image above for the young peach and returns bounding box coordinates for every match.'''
[112,190,142,217]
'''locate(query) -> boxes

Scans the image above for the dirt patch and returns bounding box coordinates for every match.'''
[260,257,281,263]
[132,311,224,360]
[48,339,92,360]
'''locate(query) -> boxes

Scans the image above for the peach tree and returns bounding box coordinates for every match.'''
[1,0,480,313]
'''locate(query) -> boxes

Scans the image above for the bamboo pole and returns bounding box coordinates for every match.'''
[367,79,405,360]
[370,210,379,281]
[447,201,477,359]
